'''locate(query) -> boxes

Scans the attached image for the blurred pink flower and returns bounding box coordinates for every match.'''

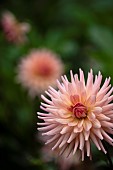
[38,69,113,160]
[17,49,64,97]
[1,11,30,44]
[39,134,80,170]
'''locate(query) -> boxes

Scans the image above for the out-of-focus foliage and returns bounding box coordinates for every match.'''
[0,0,113,169]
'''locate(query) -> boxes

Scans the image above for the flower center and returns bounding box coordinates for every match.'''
[38,66,52,76]
[33,64,52,77]
[69,103,87,119]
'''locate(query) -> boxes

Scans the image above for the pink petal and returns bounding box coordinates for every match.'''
[79,68,85,87]
[95,98,108,107]
[92,72,102,95]
[93,107,102,114]
[101,129,113,144]
[90,133,101,150]
[91,128,103,140]
[70,70,75,85]
[68,119,78,126]
[79,133,85,150]
[65,141,75,157]
[76,81,85,95]
[92,119,101,128]
[52,135,64,150]
[97,114,110,121]
[77,119,84,128]
[38,124,56,132]
[86,140,91,157]
[83,119,92,131]
[83,130,90,141]
[98,140,107,154]
[101,121,113,128]
[45,126,63,135]
[102,103,113,112]
[55,117,74,124]
[45,134,60,144]
[70,94,80,105]
[59,133,71,148]
[86,69,93,93]
[41,94,53,105]
[73,137,79,155]
[87,112,96,120]
[67,132,78,143]
[60,126,72,134]
[68,83,75,95]
[81,91,87,103]
[86,95,96,106]
[82,149,85,161]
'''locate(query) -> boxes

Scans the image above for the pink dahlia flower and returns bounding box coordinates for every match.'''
[17,49,64,97]
[38,69,113,160]
[1,11,30,44]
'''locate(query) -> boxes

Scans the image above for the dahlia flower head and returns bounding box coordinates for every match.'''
[38,69,113,161]
[1,11,30,44]
[17,49,64,97]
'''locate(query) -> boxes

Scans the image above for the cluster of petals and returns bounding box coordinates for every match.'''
[38,69,113,160]
[17,49,64,97]
[1,11,30,44]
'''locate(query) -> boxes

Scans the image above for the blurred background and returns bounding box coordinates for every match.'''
[0,0,113,169]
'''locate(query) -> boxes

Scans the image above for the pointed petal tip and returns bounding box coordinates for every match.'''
[98,148,101,151]
[45,142,48,145]
[79,68,84,73]
[98,70,101,75]
[42,133,47,136]
[108,76,111,80]
[70,70,73,73]
[79,147,84,151]
[90,68,92,71]
[85,138,88,141]
[41,94,43,97]
[60,131,64,135]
